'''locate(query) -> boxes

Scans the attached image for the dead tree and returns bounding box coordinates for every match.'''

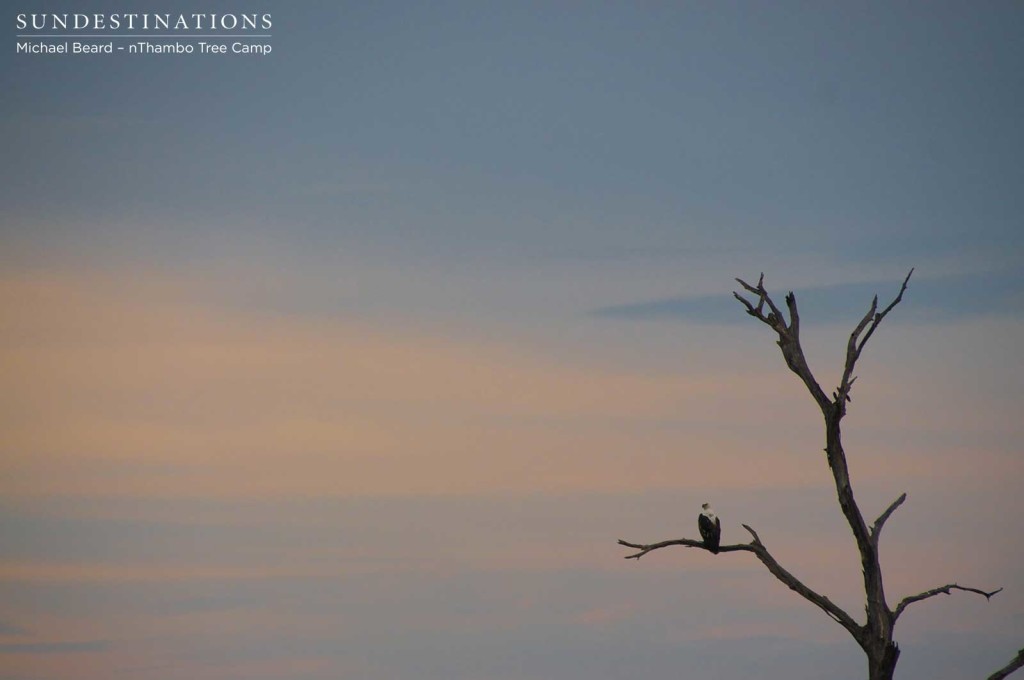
[618,271,1012,680]
[989,649,1024,680]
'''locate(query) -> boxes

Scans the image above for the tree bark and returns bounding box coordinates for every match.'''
[866,640,900,680]
[989,649,1024,680]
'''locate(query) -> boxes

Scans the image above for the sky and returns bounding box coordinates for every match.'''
[2,2,1023,679]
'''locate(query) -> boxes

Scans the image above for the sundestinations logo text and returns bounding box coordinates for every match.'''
[17,13,272,31]
[15,11,274,57]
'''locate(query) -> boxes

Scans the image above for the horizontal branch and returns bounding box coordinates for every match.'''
[617,536,755,560]
[618,525,863,640]
[988,648,1024,680]
[893,583,1004,620]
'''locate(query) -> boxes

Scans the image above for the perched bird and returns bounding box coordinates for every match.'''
[698,502,721,554]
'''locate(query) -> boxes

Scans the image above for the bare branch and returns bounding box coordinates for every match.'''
[837,269,914,407]
[860,268,915,352]
[618,526,863,641]
[740,523,762,545]
[785,291,801,339]
[734,275,831,412]
[893,583,1004,620]
[988,648,1024,680]
[870,493,907,546]
[740,526,864,639]
[617,536,755,560]
[733,290,760,317]
[734,274,786,330]
[838,296,878,405]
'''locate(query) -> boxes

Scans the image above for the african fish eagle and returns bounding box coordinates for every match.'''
[698,502,721,554]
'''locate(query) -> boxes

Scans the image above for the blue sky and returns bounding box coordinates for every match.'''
[7,2,1023,267]
[2,2,1023,679]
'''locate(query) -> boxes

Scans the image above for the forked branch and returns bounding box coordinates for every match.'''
[837,269,914,408]
[733,275,830,412]
[733,273,787,331]
[893,583,1004,621]
[735,271,915,413]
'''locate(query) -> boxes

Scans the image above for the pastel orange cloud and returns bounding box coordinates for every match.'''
[1,270,826,502]
[0,560,330,584]
[5,268,1018,504]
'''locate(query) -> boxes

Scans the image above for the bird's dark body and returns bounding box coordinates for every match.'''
[698,513,721,554]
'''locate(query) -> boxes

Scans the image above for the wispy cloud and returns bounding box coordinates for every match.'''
[0,640,108,654]
[0,621,30,637]
[592,270,1024,325]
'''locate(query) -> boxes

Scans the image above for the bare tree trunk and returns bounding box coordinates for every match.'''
[865,639,900,680]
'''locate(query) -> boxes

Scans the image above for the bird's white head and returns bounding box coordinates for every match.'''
[701,502,710,510]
